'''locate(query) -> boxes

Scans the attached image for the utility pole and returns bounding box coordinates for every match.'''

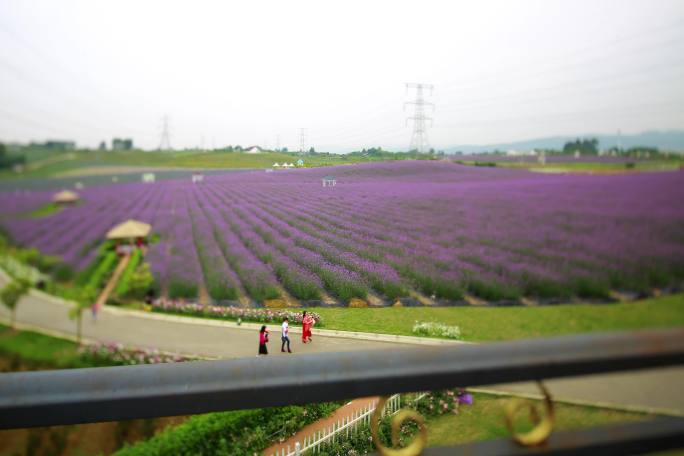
[299,128,307,153]
[405,83,434,153]
[275,134,281,152]
[158,115,172,151]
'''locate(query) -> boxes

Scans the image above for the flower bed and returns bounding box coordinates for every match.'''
[151,299,322,325]
[79,342,195,366]
[412,321,461,339]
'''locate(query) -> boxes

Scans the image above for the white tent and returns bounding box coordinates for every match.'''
[273,162,281,168]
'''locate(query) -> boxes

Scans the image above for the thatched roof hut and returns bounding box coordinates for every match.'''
[52,190,80,204]
[106,220,152,240]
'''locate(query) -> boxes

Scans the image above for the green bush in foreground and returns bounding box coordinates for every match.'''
[115,402,339,456]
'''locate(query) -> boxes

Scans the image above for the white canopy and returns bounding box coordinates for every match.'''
[106,219,152,240]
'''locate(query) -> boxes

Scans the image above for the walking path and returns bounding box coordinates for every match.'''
[94,254,129,311]
[1,269,683,416]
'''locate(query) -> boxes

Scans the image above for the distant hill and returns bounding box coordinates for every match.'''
[447,130,684,154]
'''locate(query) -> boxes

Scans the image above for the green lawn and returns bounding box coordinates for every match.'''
[426,393,649,447]
[26,202,62,218]
[308,294,684,341]
[0,324,91,370]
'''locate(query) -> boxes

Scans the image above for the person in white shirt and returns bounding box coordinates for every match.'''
[281,317,292,353]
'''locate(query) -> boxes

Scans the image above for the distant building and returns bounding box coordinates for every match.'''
[112,138,134,150]
[322,175,336,187]
[245,146,262,154]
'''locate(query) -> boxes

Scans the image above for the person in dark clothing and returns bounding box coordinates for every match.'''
[258,325,269,355]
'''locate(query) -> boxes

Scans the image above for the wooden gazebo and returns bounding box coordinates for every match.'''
[52,190,79,205]
[106,220,152,241]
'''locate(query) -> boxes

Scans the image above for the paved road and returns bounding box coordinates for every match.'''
[0,291,401,358]
[1,272,683,415]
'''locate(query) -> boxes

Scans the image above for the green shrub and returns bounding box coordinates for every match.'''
[52,263,75,282]
[317,268,367,301]
[521,275,572,299]
[416,275,463,301]
[126,263,156,300]
[273,263,320,300]
[86,252,118,291]
[207,277,239,301]
[168,279,198,299]
[115,250,142,297]
[571,276,611,299]
[115,402,339,456]
[466,279,519,301]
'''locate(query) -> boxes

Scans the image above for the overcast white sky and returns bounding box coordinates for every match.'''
[0,0,683,152]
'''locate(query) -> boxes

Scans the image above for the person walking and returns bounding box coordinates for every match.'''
[302,311,315,343]
[281,317,292,353]
[258,325,269,355]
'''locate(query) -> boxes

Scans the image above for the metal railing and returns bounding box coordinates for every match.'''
[1,328,683,454]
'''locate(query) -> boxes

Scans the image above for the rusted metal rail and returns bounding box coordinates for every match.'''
[0,328,683,430]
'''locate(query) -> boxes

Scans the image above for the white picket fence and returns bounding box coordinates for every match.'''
[271,392,429,456]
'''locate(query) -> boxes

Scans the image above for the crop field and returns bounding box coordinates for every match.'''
[1,161,683,306]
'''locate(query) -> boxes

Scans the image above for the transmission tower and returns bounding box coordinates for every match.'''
[299,128,307,153]
[158,115,172,150]
[404,83,434,153]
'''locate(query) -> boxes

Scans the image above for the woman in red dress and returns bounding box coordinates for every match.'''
[258,325,269,355]
[302,311,314,343]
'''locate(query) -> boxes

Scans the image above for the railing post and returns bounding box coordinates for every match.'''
[295,441,301,456]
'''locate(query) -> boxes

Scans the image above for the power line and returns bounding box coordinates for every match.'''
[437,99,683,129]
[438,64,684,115]
[438,20,684,94]
[405,83,434,153]
[158,115,172,150]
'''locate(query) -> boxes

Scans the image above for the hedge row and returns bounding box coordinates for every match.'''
[115,402,339,456]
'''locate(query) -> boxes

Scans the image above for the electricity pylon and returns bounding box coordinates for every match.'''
[405,83,434,153]
[158,115,172,150]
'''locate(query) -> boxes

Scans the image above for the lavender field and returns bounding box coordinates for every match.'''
[1,161,683,305]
